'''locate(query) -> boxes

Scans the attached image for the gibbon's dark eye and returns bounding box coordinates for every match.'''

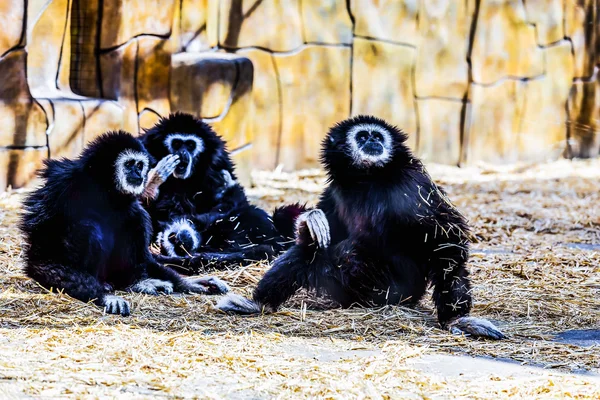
[356,131,369,143]
[185,140,196,151]
[136,161,144,170]
[171,139,183,150]
[125,159,135,168]
[372,131,384,142]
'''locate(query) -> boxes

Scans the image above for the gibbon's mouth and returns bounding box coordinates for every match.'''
[173,170,189,179]
[166,233,189,256]
[174,163,191,179]
[361,142,384,156]
[127,177,144,187]
[175,163,188,173]
[353,144,391,168]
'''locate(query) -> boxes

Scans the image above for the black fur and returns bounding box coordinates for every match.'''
[272,203,307,240]
[19,131,225,316]
[219,116,504,339]
[140,113,295,273]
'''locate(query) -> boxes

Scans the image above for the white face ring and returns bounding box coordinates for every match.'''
[161,218,200,256]
[347,123,392,167]
[164,134,204,179]
[115,150,149,195]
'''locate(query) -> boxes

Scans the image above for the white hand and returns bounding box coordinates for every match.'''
[296,209,331,248]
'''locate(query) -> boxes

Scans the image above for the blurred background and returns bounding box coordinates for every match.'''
[0,0,598,189]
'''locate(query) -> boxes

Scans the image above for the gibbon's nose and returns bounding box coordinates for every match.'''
[171,230,198,255]
[175,152,190,172]
[131,168,143,179]
[362,141,384,156]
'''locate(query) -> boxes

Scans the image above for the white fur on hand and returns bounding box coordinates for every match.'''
[214,170,237,201]
[449,316,505,340]
[183,276,229,295]
[217,293,262,314]
[102,295,130,316]
[221,170,236,188]
[143,155,180,200]
[296,209,331,249]
[152,154,180,182]
[129,279,174,295]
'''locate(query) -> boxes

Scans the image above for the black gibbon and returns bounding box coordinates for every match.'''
[19,131,229,316]
[218,115,505,340]
[140,112,300,273]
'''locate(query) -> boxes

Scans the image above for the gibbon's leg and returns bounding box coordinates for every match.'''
[43,220,132,316]
[217,209,332,314]
[430,245,505,340]
[155,244,276,274]
[142,260,229,295]
[26,263,130,316]
[128,206,229,296]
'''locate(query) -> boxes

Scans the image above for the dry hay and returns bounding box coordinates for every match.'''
[1,159,599,398]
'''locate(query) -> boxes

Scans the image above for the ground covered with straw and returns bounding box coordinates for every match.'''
[1,160,599,398]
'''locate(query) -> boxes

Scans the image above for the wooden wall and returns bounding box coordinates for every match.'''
[0,0,598,190]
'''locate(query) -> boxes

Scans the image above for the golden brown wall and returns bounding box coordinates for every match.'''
[0,0,598,190]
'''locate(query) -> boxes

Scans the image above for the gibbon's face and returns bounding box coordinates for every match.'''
[115,149,149,195]
[164,134,204,179]
[161,218,200,257]
[345,122,393,168]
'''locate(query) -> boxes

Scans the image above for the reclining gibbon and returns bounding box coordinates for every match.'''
[19,131,229,316]
[140,112,303,274]
[218,115,505,340]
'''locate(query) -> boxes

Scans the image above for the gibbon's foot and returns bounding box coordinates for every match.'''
[216,293,263,314]
[296,209,330,248]
[447,316,506,340]
[183,276,229,295]
[129,279,174,295]
[102,295,131,316]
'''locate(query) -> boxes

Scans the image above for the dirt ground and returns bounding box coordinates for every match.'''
[1,159,599,398]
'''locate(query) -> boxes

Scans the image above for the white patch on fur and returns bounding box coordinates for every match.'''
[185,276,230,295]
[347,123,392,167]
[295,209,330,249]
[161,218,200,256]
[102,294,130,315]
[130,279,174,295]
[449,316,505,340]
[216,293,262,314]
[115,150,149,195]
[221,170,235,188]
[164,134,204,179]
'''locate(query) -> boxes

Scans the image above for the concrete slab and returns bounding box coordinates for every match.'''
[555,329,600,348]
[407,353,600,380]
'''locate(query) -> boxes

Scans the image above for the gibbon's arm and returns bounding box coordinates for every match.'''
[154,244,276,275]
[427,232,505,340]
[217,209,332,314]
[116,204,228,295]
[421,199,505,340]
[132,224,230,296]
